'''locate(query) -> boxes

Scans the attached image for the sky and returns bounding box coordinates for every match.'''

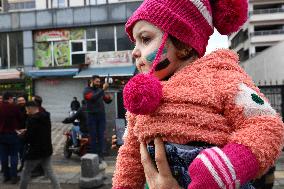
[206,29,229,54]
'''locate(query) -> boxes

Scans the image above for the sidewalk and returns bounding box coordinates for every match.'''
[1,153,284,189]
[274,151,284,188]
[0,156,115,189]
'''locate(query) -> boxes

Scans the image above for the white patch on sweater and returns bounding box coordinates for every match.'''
[235,83,276,117]
[122,127,128,140]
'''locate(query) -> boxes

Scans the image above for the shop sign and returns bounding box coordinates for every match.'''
[0,83,25,91]
[34,29,70,42]
[87,50,133,67]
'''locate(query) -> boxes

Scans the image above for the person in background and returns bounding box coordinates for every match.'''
[62,100,89,147]
[0,92,21,184]
[19,101,61,189]
[32,95,46,113]
[16,95,28,172]
[83,75,109,161]
[30,95,45,177]
[0,95,3,103]
[70,97,80,111]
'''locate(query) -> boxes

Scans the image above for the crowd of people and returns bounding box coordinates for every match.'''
[0,92,61,189]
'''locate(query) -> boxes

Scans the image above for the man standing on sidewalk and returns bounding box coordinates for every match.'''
[19,101,61,189]
[0,92,21,184]
[83,75,109,160]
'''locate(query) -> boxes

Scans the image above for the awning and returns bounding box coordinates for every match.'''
[74,65,136,78]
[0,69,21,80]
[26,68,79,78]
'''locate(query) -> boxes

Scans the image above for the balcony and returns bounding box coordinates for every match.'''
[250,29,284,43]
[251,29,284,36]
[250,8,284,15]
[250,8,284,23]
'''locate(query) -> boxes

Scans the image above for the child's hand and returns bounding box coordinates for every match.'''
[188,144,259,189]
[140,138,182,189]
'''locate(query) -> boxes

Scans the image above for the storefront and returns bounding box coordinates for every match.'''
[0,69,31,98]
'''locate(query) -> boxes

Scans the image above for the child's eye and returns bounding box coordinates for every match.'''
[141,36,151,44]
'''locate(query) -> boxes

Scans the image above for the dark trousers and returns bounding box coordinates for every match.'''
[87,114,106,158]
[0,133,19,179]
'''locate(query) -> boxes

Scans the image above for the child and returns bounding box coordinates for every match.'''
[113,0,284,188]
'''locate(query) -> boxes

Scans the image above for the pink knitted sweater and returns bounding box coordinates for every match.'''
[113,50,284,189]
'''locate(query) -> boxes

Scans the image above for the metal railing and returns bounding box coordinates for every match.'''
[251,8,284,15]
[251,29,284,36]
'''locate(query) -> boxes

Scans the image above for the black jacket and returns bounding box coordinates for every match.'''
[70,100,80,111]
[83,86,105,115]
[62,107,88,133]
[24,111,53,160]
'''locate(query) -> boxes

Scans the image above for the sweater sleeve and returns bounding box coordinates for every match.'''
[216,69,284,176]
[112,112,145,189]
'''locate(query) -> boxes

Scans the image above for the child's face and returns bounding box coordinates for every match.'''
[132,21,181,80]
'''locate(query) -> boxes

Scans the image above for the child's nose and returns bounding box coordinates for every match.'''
[132,48,141,59]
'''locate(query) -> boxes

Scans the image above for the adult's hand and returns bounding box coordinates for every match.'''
[111,134,118,149]
[103,83,109,90]
[140,138,182,189]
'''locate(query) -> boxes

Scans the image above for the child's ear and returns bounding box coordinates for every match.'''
[176,47,194,60]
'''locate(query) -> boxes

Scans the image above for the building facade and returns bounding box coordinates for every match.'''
[0,0,142,152]
[229,0,284,62]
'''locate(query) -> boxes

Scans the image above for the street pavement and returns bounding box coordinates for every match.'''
[1,122,284,188]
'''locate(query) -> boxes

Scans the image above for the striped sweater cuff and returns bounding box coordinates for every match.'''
[195,143,258,188]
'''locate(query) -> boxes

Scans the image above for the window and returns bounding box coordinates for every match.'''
[88,0,107,5]
[70,40,86,65]
[71,42,84,52]
[116,25,134,51]
[8,0,35,11]
[86,28,96,52]
[9,32,23,68]
[52,0,66,8]
[0,33,8,69]
[97,26,115,52]
[0,32,23,69]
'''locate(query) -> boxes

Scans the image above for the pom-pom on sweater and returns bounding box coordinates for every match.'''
[112,49,284,189]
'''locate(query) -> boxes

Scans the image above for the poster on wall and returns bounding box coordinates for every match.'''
[34,29,70,42]
[53,41,70,66]
[34,29,72,67]
[87,50,133,67]
[35,42,52,67]
[70,29,85,40]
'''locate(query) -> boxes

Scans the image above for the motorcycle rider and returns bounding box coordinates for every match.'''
[62,100,88,147]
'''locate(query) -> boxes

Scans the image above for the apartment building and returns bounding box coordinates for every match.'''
[0,1,142,125]
[229,0,284,62]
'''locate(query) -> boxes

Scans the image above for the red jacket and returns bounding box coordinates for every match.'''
[0,102,21,133]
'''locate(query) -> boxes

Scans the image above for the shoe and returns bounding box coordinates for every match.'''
[10,176,19,184]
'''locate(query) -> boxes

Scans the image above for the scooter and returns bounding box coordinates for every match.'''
[63,129,91,159]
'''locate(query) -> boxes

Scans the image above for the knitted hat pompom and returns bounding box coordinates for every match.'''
[123,73,162,115]
[211,0,248,35]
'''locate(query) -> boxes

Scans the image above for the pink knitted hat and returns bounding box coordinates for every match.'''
[126,0,248,57]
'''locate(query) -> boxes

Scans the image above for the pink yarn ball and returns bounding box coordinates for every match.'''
[123,74,162,115]
[212,0,248,35]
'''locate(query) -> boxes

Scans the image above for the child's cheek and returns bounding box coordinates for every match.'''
[145,48,168,65]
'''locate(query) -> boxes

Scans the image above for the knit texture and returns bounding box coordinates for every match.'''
[188,143,259,189]
[126,0,248,57]
[112,50,284,188]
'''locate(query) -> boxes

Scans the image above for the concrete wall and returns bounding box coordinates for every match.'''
[243,41,284,86]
